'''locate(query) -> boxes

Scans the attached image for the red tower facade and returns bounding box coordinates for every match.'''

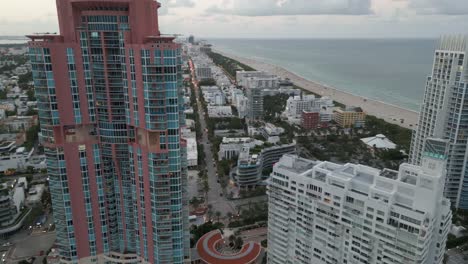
[28,1,190,263]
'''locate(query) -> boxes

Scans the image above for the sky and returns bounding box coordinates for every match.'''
[0,0,467,38]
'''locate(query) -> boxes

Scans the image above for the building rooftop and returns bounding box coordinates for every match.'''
[360,134,397,149]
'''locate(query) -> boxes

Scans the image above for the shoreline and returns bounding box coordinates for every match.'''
[214,49,419,130]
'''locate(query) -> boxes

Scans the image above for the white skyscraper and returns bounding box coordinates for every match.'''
[268,138,451,264]
[409,35,468,208]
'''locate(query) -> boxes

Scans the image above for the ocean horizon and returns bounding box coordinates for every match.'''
[208,38,437,111]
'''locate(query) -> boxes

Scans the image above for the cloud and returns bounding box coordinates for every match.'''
[205,0,373,16]
[408,0,468,15]
[159,0,196,15]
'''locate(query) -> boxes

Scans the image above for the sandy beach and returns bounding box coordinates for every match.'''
[216,50,419,130]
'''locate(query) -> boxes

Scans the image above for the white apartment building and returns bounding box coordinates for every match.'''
[207,106,232,118]
[409,35,468,208]
[260,123,285,144]
[201,86,225,106]
[268,138,451,264]
[195,65,212,81]
[218,137,263,161]
[284,95,335,124]
[236,71,279,89]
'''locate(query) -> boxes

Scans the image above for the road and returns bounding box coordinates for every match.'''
[189,59,236,219]
[446,248,468,264]
[1,212,56,263]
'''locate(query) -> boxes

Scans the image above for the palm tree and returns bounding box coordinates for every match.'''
[235,237,244,250]
[207,210,214,221]
[228,235,236,247]
[215,211,222,223]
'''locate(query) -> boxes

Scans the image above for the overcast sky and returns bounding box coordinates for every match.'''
[0,0,467,38]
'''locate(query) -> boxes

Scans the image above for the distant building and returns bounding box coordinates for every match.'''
[182,128,198,168]
[268,139,451,264]
[207,106,233,118]
[409,35,468,209]
[284,95,334,125]
[259,123,284,144]
[1,115,37,132]
[199,45,212,54]
[361,134,397,150]
[234,142,296,188]
[196,65,212,81]
[0,177,28,237]
[0,109,6,120]
[333,106,366,128]
[301,110,320,129]
[246,87,263,120]
[236,71,279,89]
[201,86,225,105]
[0,100,15,112]
[188,35,195,44]
[218,137,263,161]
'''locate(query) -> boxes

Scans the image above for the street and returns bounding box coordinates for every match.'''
[0,213,56,263]
[190,59,236,219]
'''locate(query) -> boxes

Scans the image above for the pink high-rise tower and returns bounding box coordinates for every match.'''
[28,1,190,263]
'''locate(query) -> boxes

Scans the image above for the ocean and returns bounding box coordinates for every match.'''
[208,38,437,111]
[0,36,28,45]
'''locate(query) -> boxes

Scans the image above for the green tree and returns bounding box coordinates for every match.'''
[234,237,244,250]
[215,211,222,222]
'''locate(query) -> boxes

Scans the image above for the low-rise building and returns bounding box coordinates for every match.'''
[0,100,16,112]
[1,115,38,132]
[182,128,198,168]
[234,142,296,188]
[218,137,263,161]
[267,138,451,264]
[196,65,212,81]
[301,110,320,129]
[207,106,233,118]
[0,177,28,237]
[236,71,279,89]
[259,123,284,144]
[333,106,366,128]
[284,95,334,125]
[201,86,225,106]
[361,134,397,150]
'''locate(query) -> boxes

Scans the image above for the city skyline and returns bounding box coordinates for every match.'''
[1,0,468,38]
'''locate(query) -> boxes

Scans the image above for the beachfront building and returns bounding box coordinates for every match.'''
[268,138,451,264]
[301,110,320,129]
[283,95,334,125]
[236,71,279,89]
[333,106,366,128]
[409,35,468,209]
[28,0,190,263]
